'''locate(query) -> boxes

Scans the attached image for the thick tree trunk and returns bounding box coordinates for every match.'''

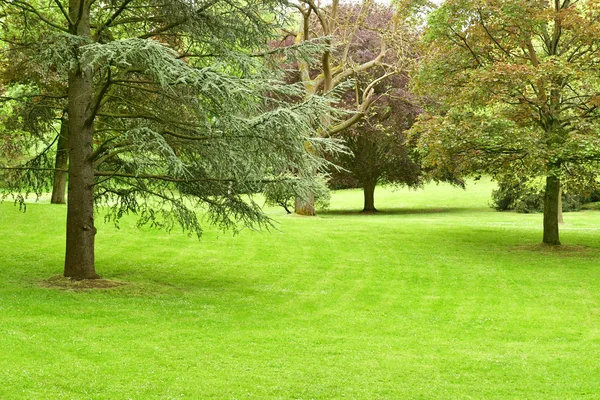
[64,1,99,279]
[50,116,68,204]
[362,181,376,212]
[543,175,561,246]
[295,192,315,216]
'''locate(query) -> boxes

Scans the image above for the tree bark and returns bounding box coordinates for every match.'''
[557,182,563,224]
[50,115,68,204]
[64,0,99,279]
[543,175,561,246]
[294,192,315,216]
[362,181,376,212]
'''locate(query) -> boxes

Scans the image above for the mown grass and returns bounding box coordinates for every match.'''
[1,178,599,399]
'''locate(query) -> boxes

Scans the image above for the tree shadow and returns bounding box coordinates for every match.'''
[318,207,475,216]
[507,243,600,257]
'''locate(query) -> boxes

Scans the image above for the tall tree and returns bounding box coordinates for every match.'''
[1,0,340,279]
[50,114,68,204]
[326,3,424,212]
[411,0,600,245]
[284,0,419,215]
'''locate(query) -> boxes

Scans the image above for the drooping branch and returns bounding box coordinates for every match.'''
[94,171,235,184]
[0,166,67,172]
[137,0,220,39]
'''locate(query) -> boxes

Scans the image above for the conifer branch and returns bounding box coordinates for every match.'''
[9,1,69,32]
[94,0,133,40]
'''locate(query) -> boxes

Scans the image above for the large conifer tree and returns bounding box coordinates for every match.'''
[0,0,340,279]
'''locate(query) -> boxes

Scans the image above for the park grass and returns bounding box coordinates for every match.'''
[1,178,599,399]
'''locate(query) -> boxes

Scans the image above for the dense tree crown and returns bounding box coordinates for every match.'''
[327,3,425,212]
[279,0,424,215]
[0,0,342,279]
[411,0,600,245]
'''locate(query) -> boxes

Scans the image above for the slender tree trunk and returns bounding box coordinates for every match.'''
[50,115,68,204]
[295,192,315,216]
[64,0,99,279]
[543,175,561,246]
[557,183,563,224]
[362,181,376,212]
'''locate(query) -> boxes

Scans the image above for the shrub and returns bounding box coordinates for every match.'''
[491,179,587,213]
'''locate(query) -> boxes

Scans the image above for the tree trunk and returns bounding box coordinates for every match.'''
[295,192,315,216]
[557,182,563,224]
[543,175,561,246]
[64,0,99,279]
[362,181,376,212]
[50,116,68,204]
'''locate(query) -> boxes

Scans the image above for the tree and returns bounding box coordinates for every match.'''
[263,175,331,214]
[0,99,69,204]
[50,114,68,204]
[329,80,422,212]
[324,3,424,212]
[283,0,418,215]
[0,4,69,204]
[0,0,341,279]
[411,0,600,245]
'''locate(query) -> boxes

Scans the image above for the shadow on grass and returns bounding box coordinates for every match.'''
[508,243,600,257]
[319,207,476,216]
[429,230,600,259]
[40,275,126,291]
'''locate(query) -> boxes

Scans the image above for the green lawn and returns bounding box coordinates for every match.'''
[1,179,599,399]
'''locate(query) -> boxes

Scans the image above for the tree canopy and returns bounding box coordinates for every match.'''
[0,0,342,279]
[327,4,423,212]
[411,0,600,245]
[279,0,422,215]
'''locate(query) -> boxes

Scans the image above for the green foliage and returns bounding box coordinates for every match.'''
[491,178,599,213]
[412,0,600,189]
[0,0,345,239]
[263,175,331,214]
[329,120,423,190]
[411,0,600,243]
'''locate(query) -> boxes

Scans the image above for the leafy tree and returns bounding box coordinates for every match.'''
[329,81,422,212]
[0,95,68,204]
[50,114,69,204]
[263,176,330,214]
[411,0,600,245]
[0,3,69,203]
[283,0,421,215]
[324,3,423,212]
[0,0,341,279]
